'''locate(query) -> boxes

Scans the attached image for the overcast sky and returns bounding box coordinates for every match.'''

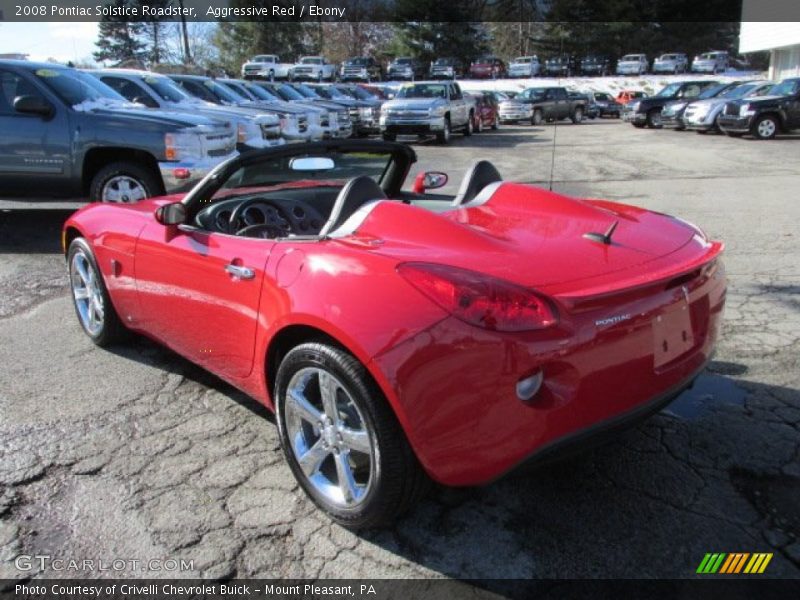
[0,22,100,63]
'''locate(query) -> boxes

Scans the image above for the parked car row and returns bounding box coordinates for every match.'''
[240,49,739,85]
[0,59,398,203]
[625,77,800,140]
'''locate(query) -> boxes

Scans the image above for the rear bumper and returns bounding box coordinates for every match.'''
[372,259,726,486]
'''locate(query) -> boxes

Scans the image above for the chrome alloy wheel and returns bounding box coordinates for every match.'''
[101,175,147,203]
[757,118,776,139]
[285,367,375,507]
[70,249,104,336]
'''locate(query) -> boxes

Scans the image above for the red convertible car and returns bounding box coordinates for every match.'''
[63,140,726,528]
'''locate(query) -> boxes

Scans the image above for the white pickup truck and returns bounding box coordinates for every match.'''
[292,57,337,82]
[241,55,295,81]
[379,81,475,145]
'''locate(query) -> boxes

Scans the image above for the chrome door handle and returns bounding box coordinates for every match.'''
[225,264,255,280]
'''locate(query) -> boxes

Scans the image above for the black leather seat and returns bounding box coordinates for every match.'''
[319,176,387,236]
[451,160,503,206]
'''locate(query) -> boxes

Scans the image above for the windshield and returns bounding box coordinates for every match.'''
[244,83,281,102]
[770,79,799,96]
[697,84,728,99]
[522,88,546,99]
[34,68,126,106]
[221,81,252,98]
[301,57,322,64]
[433,58,453,66]
[345,58,367,66]
[294,84,321,99]
[396,83,447,99]
[583,57,598,63]
[514,57,531,64]
[594,92,613,101]
[274,84,304,101]
[210,150,394,201]
[200,79,246,103]
[349,86,376,100]
[656,83,682,97]
[621,55,640,61]
[143,76,188,103]
[394,58,413,65]
[252,56,274,62]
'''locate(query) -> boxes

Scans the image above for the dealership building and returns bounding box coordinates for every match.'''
[739,4,800,80]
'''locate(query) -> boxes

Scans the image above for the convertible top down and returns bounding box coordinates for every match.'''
[63,140,726,527]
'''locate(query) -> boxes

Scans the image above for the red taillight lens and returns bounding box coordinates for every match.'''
[398,262,557,332]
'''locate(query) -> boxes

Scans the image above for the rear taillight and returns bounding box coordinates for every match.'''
[398,262,557,332]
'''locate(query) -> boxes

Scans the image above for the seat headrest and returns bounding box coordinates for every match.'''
[319,176,387,237]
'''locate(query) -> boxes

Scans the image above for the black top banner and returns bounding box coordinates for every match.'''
[2,0,793,23]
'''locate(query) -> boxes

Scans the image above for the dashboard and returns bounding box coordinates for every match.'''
[195,191,331,238]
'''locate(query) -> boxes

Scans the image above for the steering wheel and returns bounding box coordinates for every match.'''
[228,197,293,236]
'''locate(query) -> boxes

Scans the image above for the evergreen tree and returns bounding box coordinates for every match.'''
[93,1,146,66]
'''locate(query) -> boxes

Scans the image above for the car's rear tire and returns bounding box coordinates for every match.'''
[474,113,483,133]
[753,115,778,140]
[67,238,127,346]
[275,343,428,529]
[491,115,499,130]
[646,109,663,128]
[571,107,583,124]
[436,117,451,144]
[89,161,162,203]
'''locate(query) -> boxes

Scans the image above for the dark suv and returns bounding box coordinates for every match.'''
[429,57,464,80]
[718,78,800,140]
[340,57,383,82]
[623,80,718,128]
[544,55,578,77]
[387,57,426,81]
[580,56,611,76]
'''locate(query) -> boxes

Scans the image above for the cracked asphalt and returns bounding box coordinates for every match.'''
[0,121,798,584]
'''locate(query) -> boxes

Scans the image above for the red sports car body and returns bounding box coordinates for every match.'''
[63,140,726,527]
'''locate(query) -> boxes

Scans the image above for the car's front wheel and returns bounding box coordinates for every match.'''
[646,109,663,128]
[532,109,543,125]
[89,161,161,203]
[275,343,427,528]
[572,107,584,124]
[67,238,127,346]
[753,115,778,140]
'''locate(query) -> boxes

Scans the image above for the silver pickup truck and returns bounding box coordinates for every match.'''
[379,81,475,144]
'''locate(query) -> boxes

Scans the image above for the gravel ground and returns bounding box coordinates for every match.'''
[0,119,798,584]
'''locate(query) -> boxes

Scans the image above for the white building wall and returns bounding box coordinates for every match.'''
[740,22,800,54]
[770,45,800,80]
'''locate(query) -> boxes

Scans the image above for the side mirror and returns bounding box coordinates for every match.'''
[155,202,187,226]
[412,171,448,193]
[14,95,53,118]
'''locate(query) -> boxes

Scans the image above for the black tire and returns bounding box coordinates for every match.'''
[646,109,663,129]
[67,238,127,346]
[474,113,483,133]
[532,109,543,126]
[275,343,428,528]
[633,122,646,128]
[88,161,162,203]
[571,107,583,124]
[491,115,499,130]
[752,114,778,140]
[436,116,451,144]
[464,112,474,136]
[381,133,396,142]
[269,70,275,82]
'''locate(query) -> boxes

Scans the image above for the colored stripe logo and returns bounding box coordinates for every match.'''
[697,552,773,574]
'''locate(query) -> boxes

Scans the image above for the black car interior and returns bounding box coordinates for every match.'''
[188,141,503,239]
